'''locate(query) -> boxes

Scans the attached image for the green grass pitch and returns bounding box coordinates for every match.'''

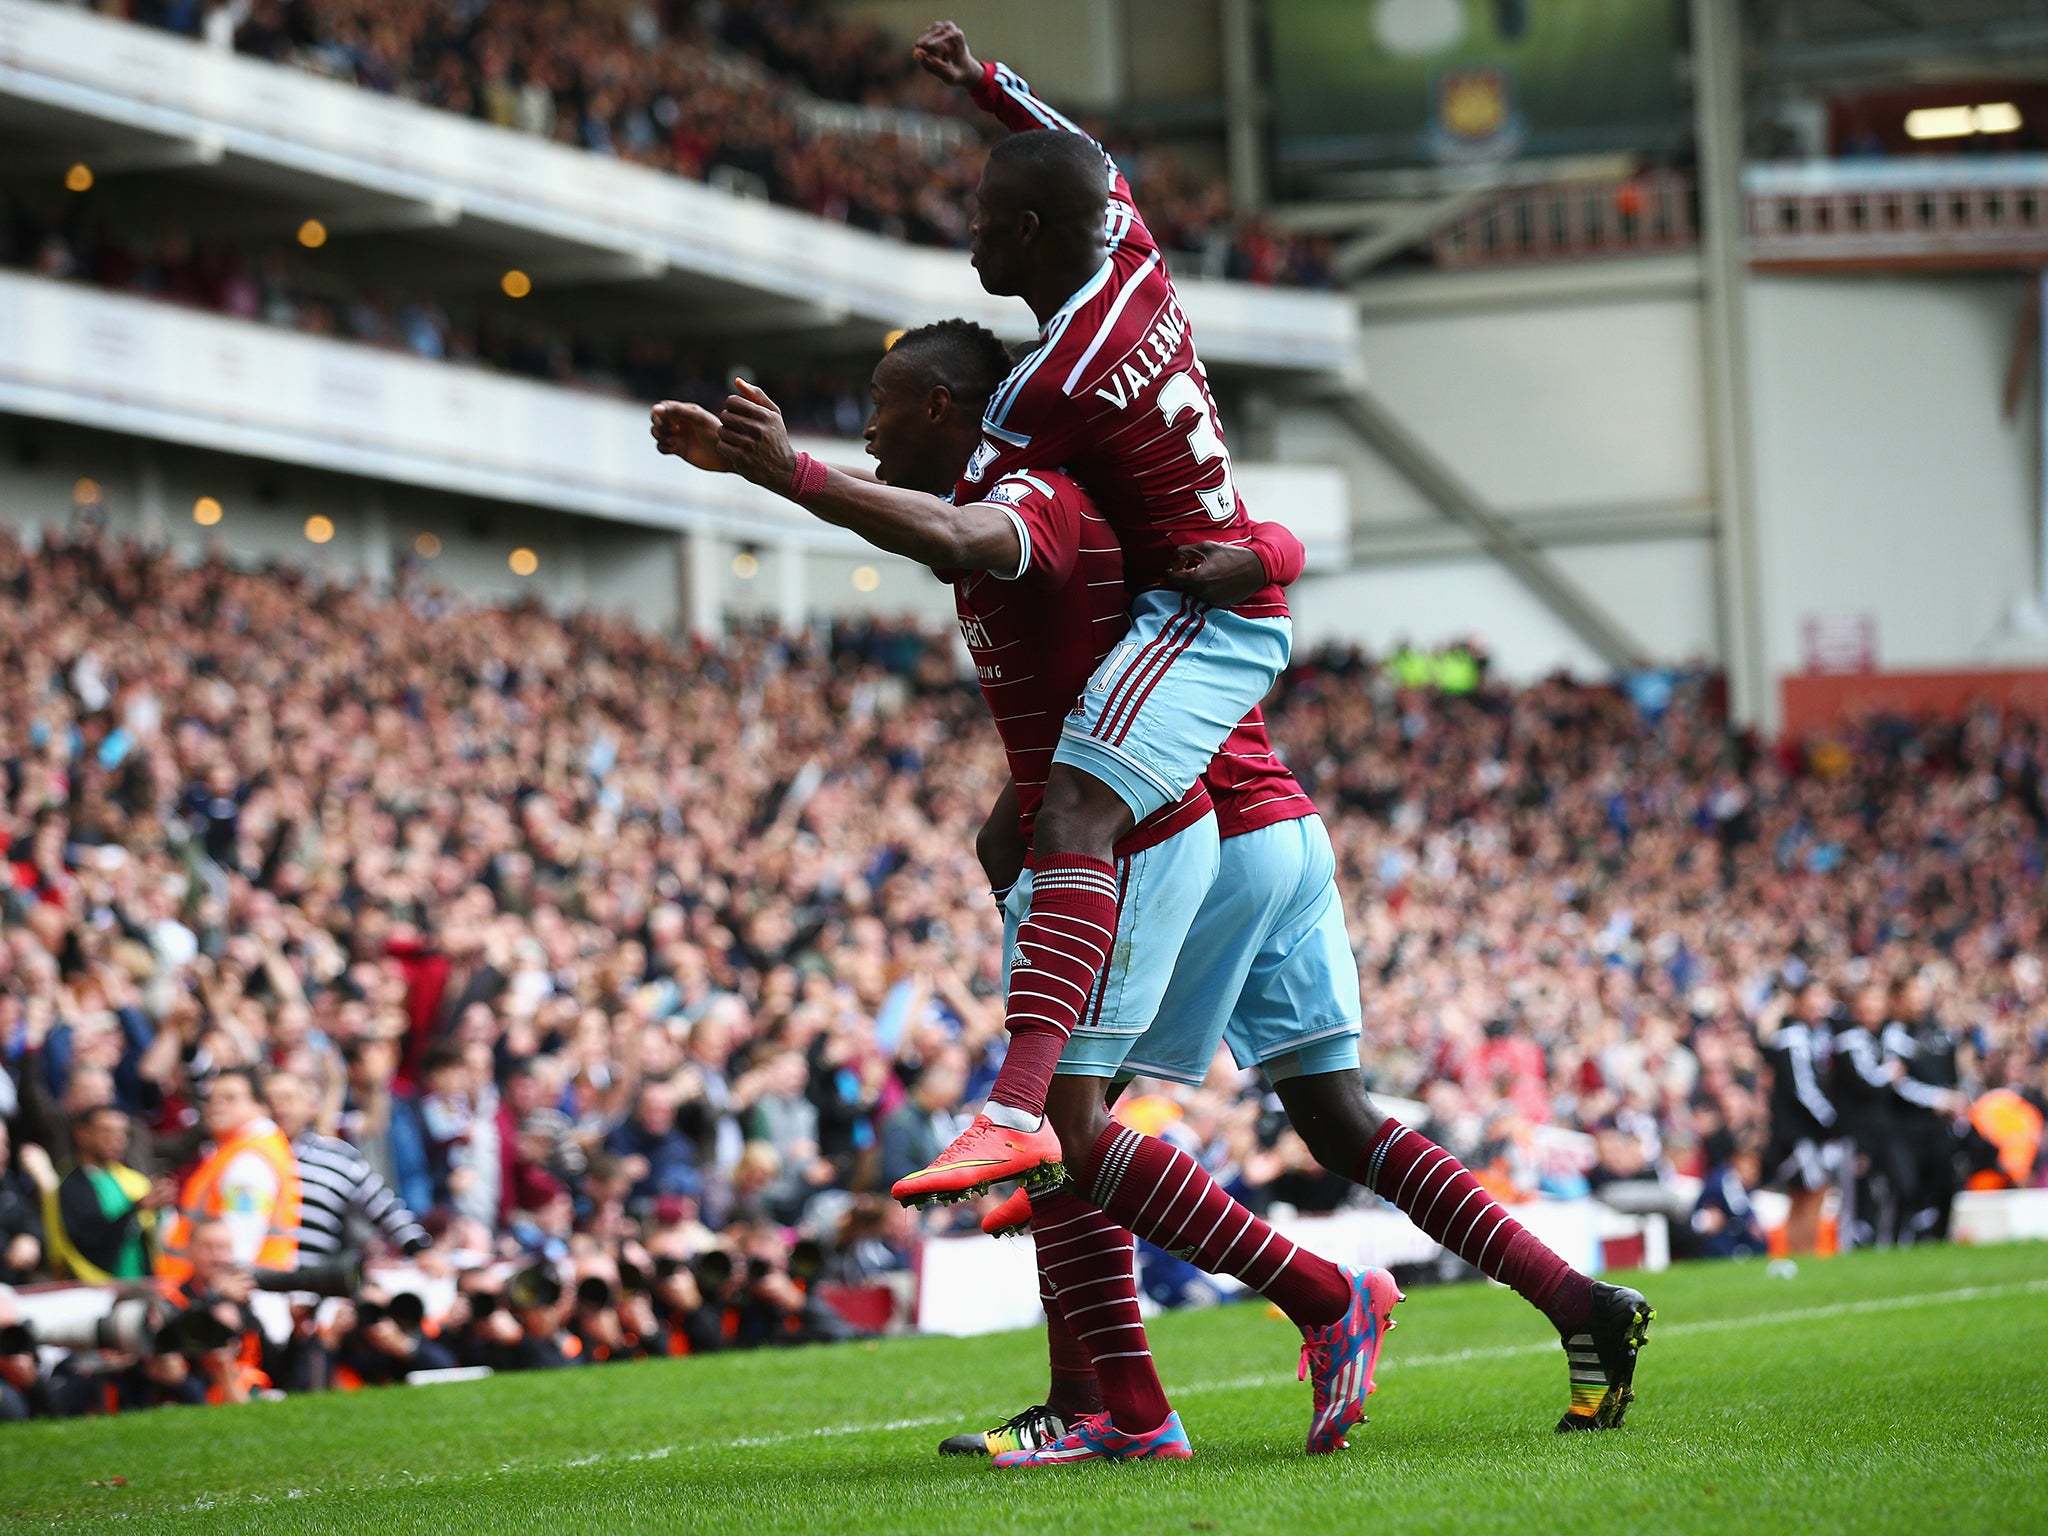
[8,1242,2046,1535]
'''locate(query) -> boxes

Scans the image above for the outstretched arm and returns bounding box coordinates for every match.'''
[916,21,1109,158]
[715,381,1021,573]
[653,399,881,485]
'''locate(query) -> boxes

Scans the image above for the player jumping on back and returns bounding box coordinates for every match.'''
[654,322,1397,1460]
[818,19,1317,1204]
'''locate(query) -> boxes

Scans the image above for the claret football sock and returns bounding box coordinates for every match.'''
[983,855,1120,1122]
[1029,1186,1170,1433]
[1084,1124,1350,1329]
[1356,1120,1593,1336]
[1041,1266,1104,1420]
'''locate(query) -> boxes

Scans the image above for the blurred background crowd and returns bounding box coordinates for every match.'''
[2,530,2044,1419]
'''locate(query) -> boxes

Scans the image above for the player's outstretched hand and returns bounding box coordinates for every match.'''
[1164,541,1268,608]
[716,378,799,491]
[650,400,728,473]
[913,20,981,89]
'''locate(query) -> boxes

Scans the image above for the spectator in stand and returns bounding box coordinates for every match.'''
[35,1106,175,1281]
[878,1046,968,1191]
[609,1078,704,1210]
[265,1071,430,1270]
[339,1034,433,1220]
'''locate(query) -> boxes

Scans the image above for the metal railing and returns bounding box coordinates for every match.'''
[1431,171,1697,269]
[1743,158,2048,269]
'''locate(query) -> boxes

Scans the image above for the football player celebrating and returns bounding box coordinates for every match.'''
[847,19,1312,1202]
[654,323,1396,1461]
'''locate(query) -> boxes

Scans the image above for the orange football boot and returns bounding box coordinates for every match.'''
[981,1187,1034,1237]
[891,1114,1064,1206]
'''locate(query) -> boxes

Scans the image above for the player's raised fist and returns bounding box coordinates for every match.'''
[650,400,728,473]
[716,378,798,490]
[913,20,980,89]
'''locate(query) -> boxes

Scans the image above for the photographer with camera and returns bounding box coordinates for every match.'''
[157,1217,271,1405]
[0,1290,47,1421]
[329,1287,456,1388]
[0,1118,44,1286]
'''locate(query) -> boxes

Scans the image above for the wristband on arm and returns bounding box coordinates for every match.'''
[788,452,830,504]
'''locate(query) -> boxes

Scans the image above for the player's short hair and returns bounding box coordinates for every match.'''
[986,129,1109,237]
[886,319,1015,418]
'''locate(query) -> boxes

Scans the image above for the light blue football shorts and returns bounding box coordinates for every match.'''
[1120,813,1362,1087]
[1053,587,1292,822]
[1000,812,1221,1081]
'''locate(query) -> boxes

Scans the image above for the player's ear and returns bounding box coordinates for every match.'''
[925,384,954,425]
[1016,209,1040,246]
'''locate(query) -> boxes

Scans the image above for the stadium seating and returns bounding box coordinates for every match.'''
[105,0,1335,286]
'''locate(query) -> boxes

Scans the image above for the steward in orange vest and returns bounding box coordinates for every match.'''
[157,1068,302,1283]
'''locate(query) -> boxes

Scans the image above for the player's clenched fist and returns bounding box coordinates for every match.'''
[1164,541,1268,609]
[650,400,729,473]
[913,20,981,88]
[716,378,799,491]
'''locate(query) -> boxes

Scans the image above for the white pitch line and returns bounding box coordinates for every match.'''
[1174,1276,2048,1396]
[70,1276,2048,1522]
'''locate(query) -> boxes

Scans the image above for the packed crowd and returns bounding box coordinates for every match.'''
[96,0,1336,287]
[2,529,2045,1419]
[0,193,871,436]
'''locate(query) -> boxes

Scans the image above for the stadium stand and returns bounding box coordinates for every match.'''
[0,189,872,432]
[0,528,2042,1414]
[93,0,1335,286]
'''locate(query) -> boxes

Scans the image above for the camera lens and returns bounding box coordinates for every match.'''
[691,1249,733,1289]
[788,1238,825,1282]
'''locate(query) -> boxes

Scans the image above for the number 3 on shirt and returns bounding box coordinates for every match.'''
[1157,371,1238,523]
